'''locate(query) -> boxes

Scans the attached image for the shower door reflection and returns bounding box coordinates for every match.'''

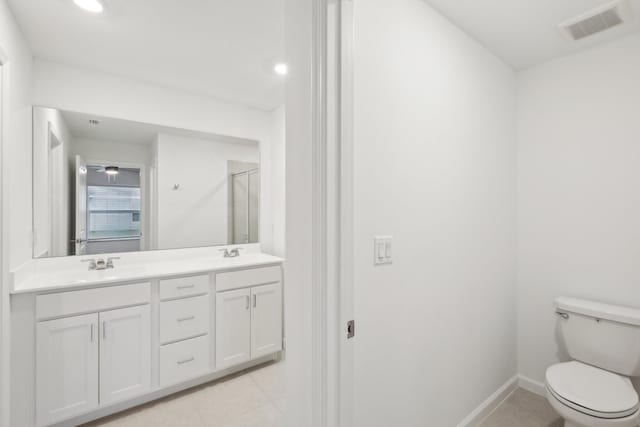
[230,165,260,244]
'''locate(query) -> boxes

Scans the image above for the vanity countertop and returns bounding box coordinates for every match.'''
[11,246,284,295]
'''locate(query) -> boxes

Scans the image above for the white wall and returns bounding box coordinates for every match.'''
[154,133,259,249]
[1,4,32,271]
[71,137,153,166]
[0,0,33,425]
[517,33,640,385]
[32,59,283,255]
[353,1,517,425]
[271,105,286,257]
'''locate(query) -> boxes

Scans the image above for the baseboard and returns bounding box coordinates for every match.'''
[518,374,546,397]
[456,376,519,427]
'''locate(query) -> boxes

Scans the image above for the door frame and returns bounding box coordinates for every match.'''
[0,46,10,427]
[47,122,63,257]
[31,109,69,258]
[308,0,354,426]
[333,2,355,425]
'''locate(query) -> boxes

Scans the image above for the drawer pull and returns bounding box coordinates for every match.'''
[177,284,196,290]
[177,316,196,322]
[177,356,195,365]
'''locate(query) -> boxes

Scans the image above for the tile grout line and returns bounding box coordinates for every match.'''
[195,375,265,425]
[194,404,209,427]
[475,388,518,427]
[248,369,286,416]
[479,388,561,427]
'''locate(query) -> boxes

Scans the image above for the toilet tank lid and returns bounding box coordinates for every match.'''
[555,297,640,326]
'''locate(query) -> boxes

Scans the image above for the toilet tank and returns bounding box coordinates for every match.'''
[555,297,640,376]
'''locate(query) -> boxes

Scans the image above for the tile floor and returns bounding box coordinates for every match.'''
[479,388,562,427]
[83,369,556,427]
[82,361,285,427]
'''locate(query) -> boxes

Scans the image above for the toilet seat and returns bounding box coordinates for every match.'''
[546,361,640,419]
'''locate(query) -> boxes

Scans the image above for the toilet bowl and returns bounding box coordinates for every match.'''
[547,297,640,427]
[545,361,640,427]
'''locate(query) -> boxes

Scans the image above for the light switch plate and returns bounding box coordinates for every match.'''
[374,236,392,265]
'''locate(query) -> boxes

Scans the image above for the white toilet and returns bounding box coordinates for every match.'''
[546,297,640,427]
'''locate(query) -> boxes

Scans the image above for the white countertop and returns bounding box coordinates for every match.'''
[11,245,284,294]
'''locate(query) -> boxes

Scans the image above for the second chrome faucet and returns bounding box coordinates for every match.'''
[82,257,120,270]
[220,248,243,258]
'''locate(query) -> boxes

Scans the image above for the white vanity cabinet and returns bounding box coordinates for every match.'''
[99,305,151,405]
[35,283,151,427]
[159,335,210,386]
[36,313,99,426]
[158,274,211,387]
[14,255,284,427]
[216,287,252,368]
[250,283,283,359]
[159,294,209,345]
[215,267,283,369]
[36,305,151,426]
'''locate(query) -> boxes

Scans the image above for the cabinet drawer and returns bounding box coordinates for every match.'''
[159,274,209,301]
[36,282,151,321]
[159,295,209,344]
[159,335,210,387]
[216,266,281,292]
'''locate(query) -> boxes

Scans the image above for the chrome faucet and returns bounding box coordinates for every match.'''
[220,248,243,258]
[106,257,120,269]
[82,257,120,270]
[82,258,98,270]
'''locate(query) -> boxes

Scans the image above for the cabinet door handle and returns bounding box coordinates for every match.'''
[102,321,107,340]
[246,295,250,310]
[177,357,195,365]
[253,294,257,308]
[177,316,195,322]
[90,324,94,342]
[177,284,195,290]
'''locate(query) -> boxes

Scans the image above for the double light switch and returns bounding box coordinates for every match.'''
[374,236,392,265]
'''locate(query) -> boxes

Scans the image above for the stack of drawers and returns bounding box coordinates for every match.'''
[158,274,211,386]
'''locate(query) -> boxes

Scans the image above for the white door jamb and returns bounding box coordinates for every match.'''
[318,0,355,426]
[0,46,11,427]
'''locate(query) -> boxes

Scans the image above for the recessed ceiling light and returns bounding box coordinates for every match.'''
[274,63,289,76]
[73,0,104,13]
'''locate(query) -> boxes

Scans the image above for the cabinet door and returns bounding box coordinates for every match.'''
[99,305,151,404]
[251,283,283,359]
[36,313,99,426]
[216,288,251,369]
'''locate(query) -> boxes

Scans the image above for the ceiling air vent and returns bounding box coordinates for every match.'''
[560,1,633,41]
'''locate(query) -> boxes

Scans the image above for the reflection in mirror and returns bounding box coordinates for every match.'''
[33,107,260,258]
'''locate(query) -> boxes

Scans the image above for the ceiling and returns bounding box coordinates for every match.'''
[62,109,257,145]
[9,0,285,110]
[423,0,640,69]
[10,0,638,102]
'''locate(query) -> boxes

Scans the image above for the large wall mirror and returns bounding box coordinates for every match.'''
[33,106,261,258]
